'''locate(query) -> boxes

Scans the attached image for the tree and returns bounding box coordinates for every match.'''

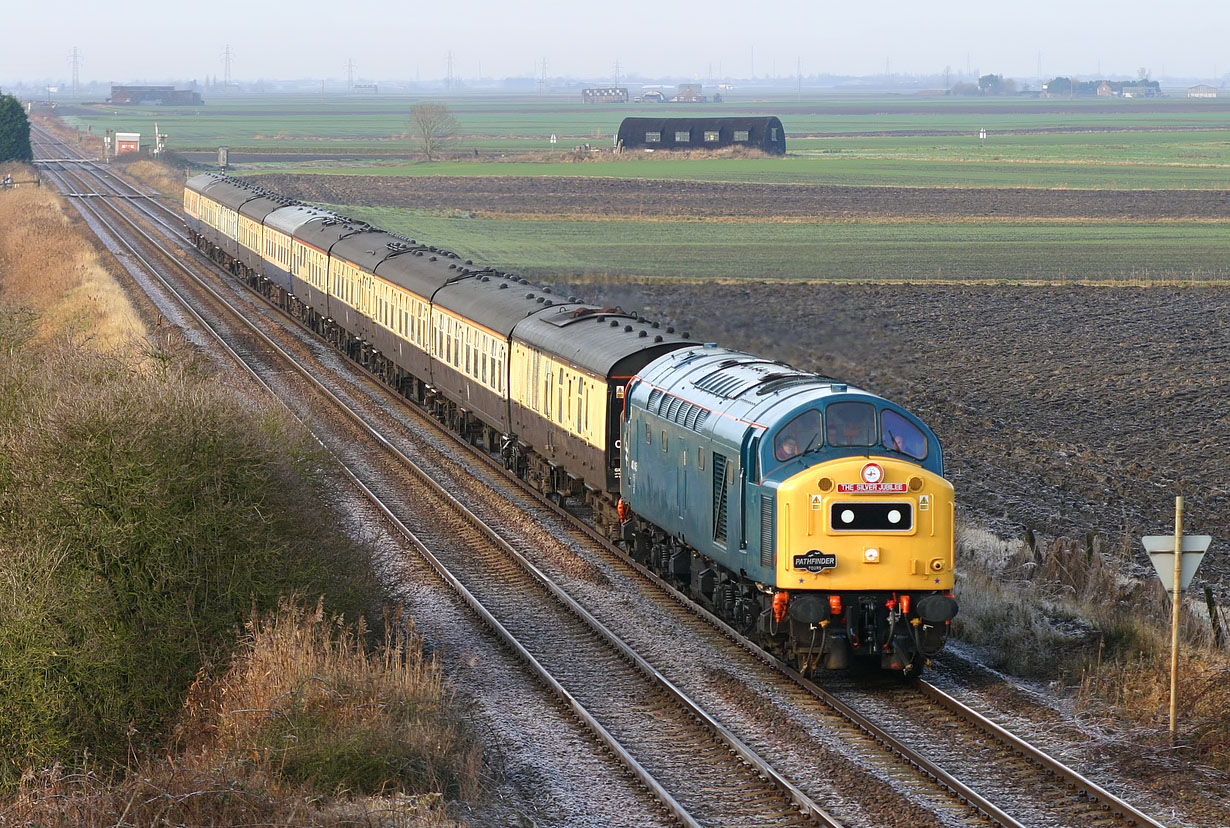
[408,102,459,162]
[0,94,33,163]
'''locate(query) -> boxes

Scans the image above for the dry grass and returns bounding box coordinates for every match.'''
[954,519,1230,769]
[1,600,480,827]
[30,112,104,158]
[124,159,186,204]
[0,170,146,347]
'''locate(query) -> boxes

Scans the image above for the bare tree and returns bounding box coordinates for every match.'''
[408,102,459,161]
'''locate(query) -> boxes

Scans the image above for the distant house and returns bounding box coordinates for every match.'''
[672,83,706,103]
[1188,84,1219,98]
[616,116,786,155]
[640,90,667,103]
[1096,82,1113,97]
[582,87,628,104]
[1120,85,1158,98]
[109,85,202,105]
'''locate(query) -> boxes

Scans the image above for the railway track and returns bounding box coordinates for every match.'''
[29,123,1175,828]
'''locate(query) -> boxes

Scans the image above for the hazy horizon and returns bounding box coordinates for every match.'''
[5,0,1229,88]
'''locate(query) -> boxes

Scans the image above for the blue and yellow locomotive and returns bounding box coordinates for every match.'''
[621,346,957,674]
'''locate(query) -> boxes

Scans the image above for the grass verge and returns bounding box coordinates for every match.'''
[954,521,1230,770]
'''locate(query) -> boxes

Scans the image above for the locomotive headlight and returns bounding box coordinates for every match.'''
[863,548,880,563]
[840,509,855,525]
[929,558,946,572]
[887,509,902,525]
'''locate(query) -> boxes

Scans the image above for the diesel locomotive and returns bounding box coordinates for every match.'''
[184,172,958,675]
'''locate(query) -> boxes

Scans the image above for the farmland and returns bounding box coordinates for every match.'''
[61,93,1230,189]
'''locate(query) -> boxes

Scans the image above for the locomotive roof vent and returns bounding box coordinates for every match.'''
[466,260,473,265]
[544,299,553,306]
[448,263,456,269]
[499,283,508,289]
[682,332,690,338]
[652,321,660,328]
[638,330,647,337]
[610,320,619,327]
[624,325,633,332]
[542,287,552,294]
[655,335,663,342]
[667,327,675,333]
[429,256,437,261]
[536,297,545,303]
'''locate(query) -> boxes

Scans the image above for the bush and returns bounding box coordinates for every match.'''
[0,95,32,163]
[0,334,378,790]
[2,602,480,827]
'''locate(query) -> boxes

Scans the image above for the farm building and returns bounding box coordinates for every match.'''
[616,117,786,155]
[1188,84,1219,98]
[583,87,628,103]
[109,85,202,105]
[672,83,706,102]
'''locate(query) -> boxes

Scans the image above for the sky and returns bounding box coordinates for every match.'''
[4,0,1229,86]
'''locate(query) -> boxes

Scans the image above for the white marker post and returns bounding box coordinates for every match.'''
[1141,497,1212,742]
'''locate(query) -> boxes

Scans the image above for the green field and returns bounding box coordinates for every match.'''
[257,154,1230,189]
[327,204,1230,282]
[60,92,1230,282]
[62,93,1230,190]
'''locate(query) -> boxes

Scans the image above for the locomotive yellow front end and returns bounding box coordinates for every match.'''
[771,456,957,674]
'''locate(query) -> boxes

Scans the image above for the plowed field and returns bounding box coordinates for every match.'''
[248,173,1230,220]
[550,280,1230,588]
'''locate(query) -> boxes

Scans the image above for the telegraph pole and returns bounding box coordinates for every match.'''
[345,58,356,91]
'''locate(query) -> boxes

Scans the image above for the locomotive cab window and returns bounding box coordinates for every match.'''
[825,401,877,447]
[775,409,822,462]
[881,409,928,460]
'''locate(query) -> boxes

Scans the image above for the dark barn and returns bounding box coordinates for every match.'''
[616,116,785,155]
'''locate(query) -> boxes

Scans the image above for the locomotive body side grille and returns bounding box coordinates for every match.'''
[760,495,775,568]
[713,454,729,544]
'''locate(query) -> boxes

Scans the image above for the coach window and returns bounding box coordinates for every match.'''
[826,401,877,448]
[661,430,668,452]
[645,131,661,143]
[645,422,651,446]
[881,409,928,460]
[558,369,565,424]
